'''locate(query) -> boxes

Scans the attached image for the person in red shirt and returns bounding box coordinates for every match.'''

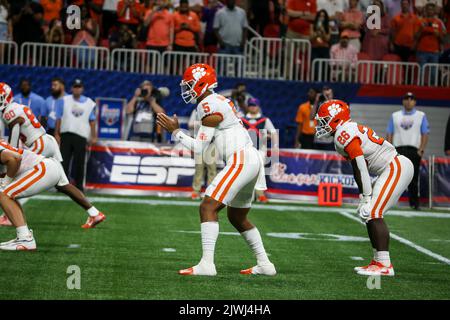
[144,0,173,52]
[117,0,143,33]
[286,0,317,39]
[415,2,446,65]
[173,0,201,52]
[70,0,104,26]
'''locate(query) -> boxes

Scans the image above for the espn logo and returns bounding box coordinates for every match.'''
[110,155,195,184]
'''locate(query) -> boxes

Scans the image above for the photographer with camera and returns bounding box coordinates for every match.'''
[126,80,166,142]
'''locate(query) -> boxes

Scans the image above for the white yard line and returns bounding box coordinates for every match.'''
[338,210,450,266]
[31,195,450,218]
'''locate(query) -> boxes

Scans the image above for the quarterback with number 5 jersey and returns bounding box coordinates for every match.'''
[157,64,275,276]
[0,82,105,230]
[315,100,414,276]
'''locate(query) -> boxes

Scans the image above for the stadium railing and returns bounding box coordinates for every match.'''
[209,53,245,78]
[357,60,421,86]
[311,58,358,83]
[422,63,450,87]
[0,40,18,65]
[110,48,161,74]
[20,42,110,70]
[245,37,311,81]
[160,51,210,75]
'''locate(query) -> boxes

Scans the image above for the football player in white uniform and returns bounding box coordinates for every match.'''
[315,100,414,276]
[0,140,93,250]
[157,63,276,276]
[0,82,105,229]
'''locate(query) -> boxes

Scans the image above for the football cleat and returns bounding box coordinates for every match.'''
[357,261,395,276]
[0,214,12,227]
[240,262,277,276]
[179,261,217,276]
[81,212,106,229]
[0,232,36,251]
[257,195,269,203]
[191,192,200,200]
[354,259,377,272]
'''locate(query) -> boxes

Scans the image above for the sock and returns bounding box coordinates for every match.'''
[241,227,270,265]
[87,206,99,217]
[372,248,377,260]
[375,251,391,267]
[16,225,31,239]
[200,222,219,265]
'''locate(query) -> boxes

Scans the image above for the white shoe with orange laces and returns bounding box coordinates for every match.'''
[81,212,106,229]
[179,260,217,276]
[354,259,377,272]
[240,262,276,276]
[357,261,395,276]
[0,230,36,251]
[0,214,12,227]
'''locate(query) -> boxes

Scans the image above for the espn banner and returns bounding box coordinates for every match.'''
[86,141,435,203]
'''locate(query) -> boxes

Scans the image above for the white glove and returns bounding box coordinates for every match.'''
[357,194,372,222]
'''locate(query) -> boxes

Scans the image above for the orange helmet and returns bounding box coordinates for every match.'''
[0,82,13,112]
[315,99,351,138]
[180,63,218,104]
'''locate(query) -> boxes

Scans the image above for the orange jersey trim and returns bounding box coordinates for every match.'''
[344,137,363,160]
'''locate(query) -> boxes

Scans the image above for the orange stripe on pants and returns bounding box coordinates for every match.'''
[3,165,40,196]
[11,162,46,199]
[218,150,244,203]
[378,157,402,218]
[211,152,237,200]
[371,161,395,219]
[31,139,39,152]
[37,136,44,155]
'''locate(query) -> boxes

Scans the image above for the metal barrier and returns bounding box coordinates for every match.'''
[209,53,245,78]
[0,40,18,65]
[357,60,420,86]
[422,63,450,87]
[245,37,311,81]
[110,48,161,74]
[160,51,209,75]
[20,42,110,70]
[311,59,358,83]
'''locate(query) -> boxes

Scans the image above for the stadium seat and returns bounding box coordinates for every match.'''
[381,53,402,62]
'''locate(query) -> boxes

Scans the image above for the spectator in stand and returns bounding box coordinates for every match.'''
[144,0,173,53]
[40,0,63,26]
[72,5,100,46]
[384,0,406,19]
[286,0,317,40]
[415,0,443,16]
[202,0,223,53]
[171,0,204,15]
[109,23,137,50]
[391,0,421,61]
[248,0,277,36]
[42,77,66,136]
[330,30,358,63]
[0,0,11,41]
[173,0,201,52]
[11,1,46,45]
[362,0,390,60]
[102,0,120,38]
[415,2,446,67]
[117,0,143,33]
[213,0,248,55]
[71,0,104,26]
[310,9,331,61]
[45,18,65,44]
[316,0,346,44]
[13,78,46,120]
[229,82,250,115]
[295,87,318,149]
[341,0,364,52]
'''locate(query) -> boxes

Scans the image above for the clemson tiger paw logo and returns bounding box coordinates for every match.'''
[192,67,206,80]
[328,103,343,117]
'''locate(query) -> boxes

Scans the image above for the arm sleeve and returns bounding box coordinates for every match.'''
[355,155,373,196]
[421,114,430,135]
[9,123,20,148]
[386,115,394,135]
[174,125,215,155]
[344,137,364,160]
[89,105,97,122]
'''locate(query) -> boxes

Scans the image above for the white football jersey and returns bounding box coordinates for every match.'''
[0,141,44,176]
[334,121,397,176]
[196,93,253,162]
[2,102,46,147]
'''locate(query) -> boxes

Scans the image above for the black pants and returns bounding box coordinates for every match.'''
[102,10,118,38]
[47,128,55,136]
[299,134,315,149]
[60,132,87,192]
[396,146,421,208]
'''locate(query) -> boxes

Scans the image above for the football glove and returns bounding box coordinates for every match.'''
[357,194,372,222]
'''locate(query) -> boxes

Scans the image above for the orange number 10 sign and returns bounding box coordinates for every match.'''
[318,183,343,207]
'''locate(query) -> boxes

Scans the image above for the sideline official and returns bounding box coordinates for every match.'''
[386,92,429,210]
[55,79,97,192]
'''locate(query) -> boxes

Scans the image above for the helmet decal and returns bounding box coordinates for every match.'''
[328,103,343,117]
[192,67,206,81]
